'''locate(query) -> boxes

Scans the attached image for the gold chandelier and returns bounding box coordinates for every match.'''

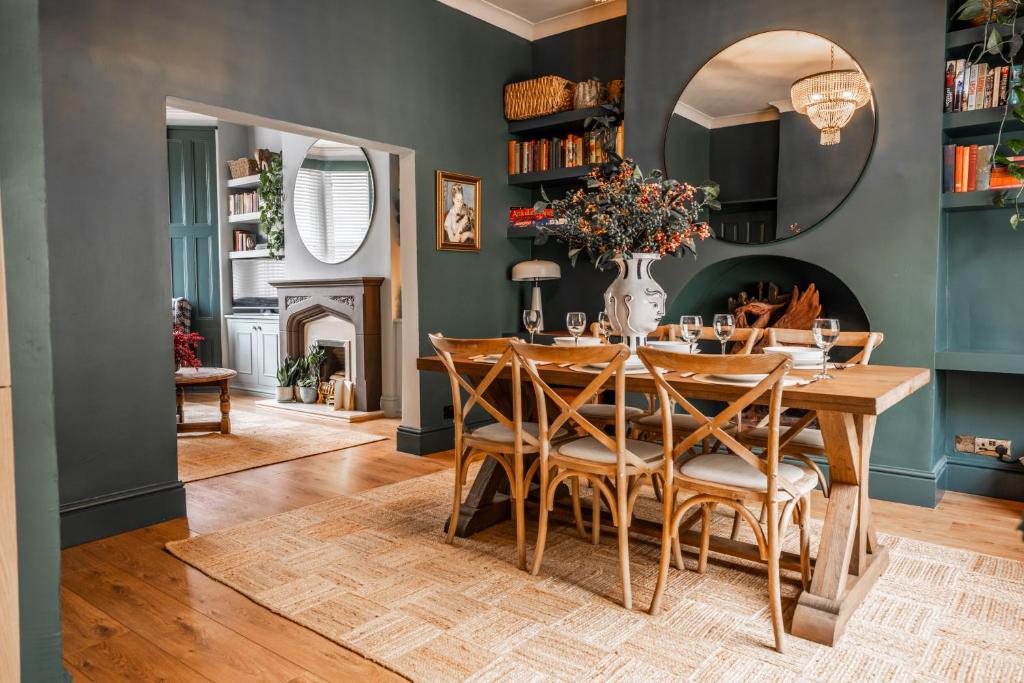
[790,45,871,146]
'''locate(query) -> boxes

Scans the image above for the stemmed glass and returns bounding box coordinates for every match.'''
[679,315,703,355]
[597,311,612,342]
[523,309,540,344]
[812,318,840,380]
[713,313,735,355]
[566,312,587,345]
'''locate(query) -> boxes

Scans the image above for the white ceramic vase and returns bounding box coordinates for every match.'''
[275,385,293,402]
[603,252,667,352]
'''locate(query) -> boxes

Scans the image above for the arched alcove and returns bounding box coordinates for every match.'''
[666,255,869,333]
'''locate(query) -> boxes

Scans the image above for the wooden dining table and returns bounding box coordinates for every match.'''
[417,354,930,646]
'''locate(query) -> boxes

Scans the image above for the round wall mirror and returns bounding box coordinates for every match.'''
[293,139,374,263]
[665,31,874,244]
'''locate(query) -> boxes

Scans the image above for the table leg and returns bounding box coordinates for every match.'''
[176,387,185,424]
[219,380,231,434]
[791,411,888,646]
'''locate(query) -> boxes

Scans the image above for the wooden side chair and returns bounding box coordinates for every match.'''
[512,340,663,609]
[429,334,565,571]
[638,347,813,652]
[736,329,884,498]
[630,326,763,443]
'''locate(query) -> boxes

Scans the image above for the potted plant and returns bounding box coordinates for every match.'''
[537,156,717,351]
[173,326,204,371]
[296,371,319,404]
[297,345,326,403]
[274,357,297,402]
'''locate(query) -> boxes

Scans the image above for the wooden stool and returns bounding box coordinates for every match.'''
[174,367,238,434]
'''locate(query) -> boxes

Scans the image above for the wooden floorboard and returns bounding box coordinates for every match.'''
[62,393,1024,680]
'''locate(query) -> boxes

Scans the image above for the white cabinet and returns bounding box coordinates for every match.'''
[225,314,279,395]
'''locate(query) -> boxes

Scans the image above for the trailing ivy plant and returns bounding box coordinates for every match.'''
[258,153,285,257]
[955,0,1024,227]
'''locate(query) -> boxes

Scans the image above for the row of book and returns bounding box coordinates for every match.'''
[228,191,261,216]
[943,60,1019,113]
[507,123,625,176]
[942,144,1024,192]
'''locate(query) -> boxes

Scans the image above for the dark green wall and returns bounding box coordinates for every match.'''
[32,0,531,542]
[0,0,64,679]
[531,17,626,82]
[624,0,946,505]
[664,114,710,191]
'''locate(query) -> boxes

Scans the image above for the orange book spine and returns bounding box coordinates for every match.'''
[507,140,515,175]
[967,144,978,192]
[955,146,964,192]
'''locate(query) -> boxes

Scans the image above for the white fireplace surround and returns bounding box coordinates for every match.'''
[303,315,357,382]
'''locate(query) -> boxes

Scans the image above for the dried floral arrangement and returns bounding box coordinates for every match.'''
[173,326,204,369]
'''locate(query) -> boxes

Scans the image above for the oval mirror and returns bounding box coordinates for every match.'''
[665,31,874,244]
[293,139,374,263]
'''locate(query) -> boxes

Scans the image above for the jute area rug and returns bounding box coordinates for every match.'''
[166,469,1024,682]
[176,401,386,482]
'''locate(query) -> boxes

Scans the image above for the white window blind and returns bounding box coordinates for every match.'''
[295,167,371,263]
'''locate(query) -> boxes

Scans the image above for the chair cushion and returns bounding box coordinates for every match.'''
[556,437,664,465]
[743,426,824,450]
[469,421,566,444]
[630,413,735,432]
[679,453,817,497]
[577,403,645,419]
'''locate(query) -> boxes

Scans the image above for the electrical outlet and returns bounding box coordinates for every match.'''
[955,434,976,453]
[443,404,454,420]
[975,437,1012,458]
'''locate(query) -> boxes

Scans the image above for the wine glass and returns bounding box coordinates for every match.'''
[679,315,703,355]
[566,312,587,345]
[812,318,840,380]
[523,309,540,344]
[597,311,612,342]
[713,314,735,355]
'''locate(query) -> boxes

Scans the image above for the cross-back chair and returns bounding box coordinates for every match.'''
[737,329,884,500]
[512,340,664,609]
[637,347,813,653]
[430,334,563,571]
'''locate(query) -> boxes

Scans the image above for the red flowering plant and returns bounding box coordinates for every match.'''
[536,117,718,268]
[173,326,204,370]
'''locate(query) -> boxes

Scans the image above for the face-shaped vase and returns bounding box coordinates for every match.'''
[604,253,666,350]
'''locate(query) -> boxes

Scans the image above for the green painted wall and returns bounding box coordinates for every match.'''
[0,0,64,679]
[28,0,531,545]
[624,0,946,505]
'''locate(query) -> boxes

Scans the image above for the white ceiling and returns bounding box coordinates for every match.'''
[675,31,865,126]
[437,0,625,40]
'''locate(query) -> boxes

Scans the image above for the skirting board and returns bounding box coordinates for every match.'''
[254,399,383,423]
[944,455,1024,501]
[397,423,455,455]
[806,454,946,508]
[60,480,186,548]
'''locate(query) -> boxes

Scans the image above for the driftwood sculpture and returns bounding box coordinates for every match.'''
[729,282,822,331]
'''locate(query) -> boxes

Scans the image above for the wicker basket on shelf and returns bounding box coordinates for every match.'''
[504,76,575,121]
[227,157,260,179]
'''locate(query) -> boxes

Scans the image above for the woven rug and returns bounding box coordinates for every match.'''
[166,469,1024,681]
[176,401,386,482]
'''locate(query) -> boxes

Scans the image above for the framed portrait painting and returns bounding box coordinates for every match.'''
[436,170,481,252]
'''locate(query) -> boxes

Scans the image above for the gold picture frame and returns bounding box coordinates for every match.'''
[436,170,481,252]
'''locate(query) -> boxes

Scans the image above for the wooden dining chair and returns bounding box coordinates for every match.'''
[630,326,763,443]
[429,334,563,571]
[637,347,813,652]
[511,340,663,610]
[736,329,884,499]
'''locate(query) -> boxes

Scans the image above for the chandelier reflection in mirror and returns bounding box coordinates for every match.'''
[790,45,871,146]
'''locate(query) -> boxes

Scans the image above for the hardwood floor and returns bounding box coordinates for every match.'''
[61,394,1024,681]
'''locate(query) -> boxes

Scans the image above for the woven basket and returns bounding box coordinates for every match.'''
[228,157,260,179]
[504,76,575,121]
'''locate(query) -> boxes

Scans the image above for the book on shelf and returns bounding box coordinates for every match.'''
[508,206,564,230]
[507,122,625,176]
[945,144,1004,192]
[228,190,261,216]
[948,60,1009,112]
[990,154,1024,188]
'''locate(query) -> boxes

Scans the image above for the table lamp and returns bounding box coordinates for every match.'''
[511,259,560,331]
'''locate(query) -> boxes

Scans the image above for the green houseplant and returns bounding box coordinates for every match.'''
[258,153,285,258]
[275,356,298,402]
[297,345,326,403]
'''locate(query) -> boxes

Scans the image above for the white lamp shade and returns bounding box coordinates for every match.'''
[511,259,560,281]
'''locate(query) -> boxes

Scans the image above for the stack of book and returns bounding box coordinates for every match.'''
[943,144,1023,192]
[507,123,624,176]
[508,206,564,229]
[944,60,1018,113]
[229,191,261,216]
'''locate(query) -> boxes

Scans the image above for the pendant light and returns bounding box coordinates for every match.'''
[790,45,871,146]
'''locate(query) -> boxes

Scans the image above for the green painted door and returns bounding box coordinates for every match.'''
[167,127,220,366]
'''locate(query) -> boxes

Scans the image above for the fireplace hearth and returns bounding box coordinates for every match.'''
[272,277,383,412]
